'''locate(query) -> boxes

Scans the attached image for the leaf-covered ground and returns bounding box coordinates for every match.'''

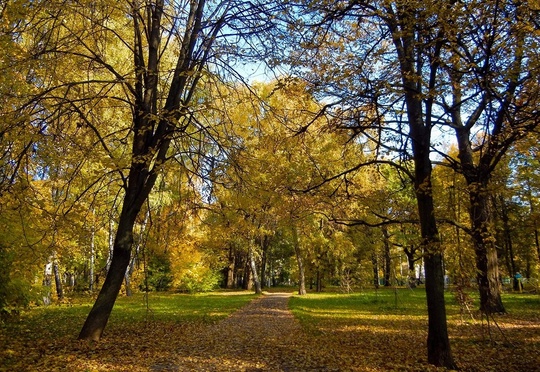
[290,290,540,371]
[1,289,539,371]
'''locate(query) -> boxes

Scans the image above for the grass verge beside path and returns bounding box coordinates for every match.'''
[289,288,540,371]
[2,288,538,371]
[0,291,256,371]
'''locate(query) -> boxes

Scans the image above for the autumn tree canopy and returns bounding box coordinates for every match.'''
[1,0,539,369]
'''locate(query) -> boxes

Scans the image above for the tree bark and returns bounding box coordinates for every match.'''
[259,235,270,289]
[77,0,220,341]
[124,243,139,297]
[226,244,236,289]
[248,246,262,294]
[106,215,115,274]
[53,261,63,301]
[404,246,417,288]
[243,258,251,290]
[89,222,95,291]
[454,128,505,314]
[415,162,456,368]
[292,226,306,295]
[382,226,391,286]
[78,198,139,340]
[125,210,149,297]
[469,189,505,313]
[371,251,379,289]
[447,3,531,313]
[388,4,456,364]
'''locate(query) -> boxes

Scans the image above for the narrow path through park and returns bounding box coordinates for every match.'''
[150,293,334,372]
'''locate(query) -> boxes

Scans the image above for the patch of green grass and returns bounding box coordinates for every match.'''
[290,288,426,324]
[0,291,256,341]
[289,287,540,329]
[109,291,257,325]
[499,292,540,318]
[289,288,540,371]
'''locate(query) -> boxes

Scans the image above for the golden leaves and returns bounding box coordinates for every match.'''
[2,291,539,371]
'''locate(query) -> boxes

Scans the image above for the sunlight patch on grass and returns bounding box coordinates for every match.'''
[107,291,257,325]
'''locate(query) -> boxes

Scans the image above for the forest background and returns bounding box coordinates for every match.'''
[1,0,539,369]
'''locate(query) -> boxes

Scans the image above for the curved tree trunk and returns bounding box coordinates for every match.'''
[77,0,223,341]
[78,199,140,341]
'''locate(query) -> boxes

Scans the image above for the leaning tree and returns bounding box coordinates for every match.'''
[13,0,272,341]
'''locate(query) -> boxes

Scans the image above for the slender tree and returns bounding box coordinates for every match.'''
[440,0,540,313]
[75,0,266,340]
[272,0,538,365]
[9,0,265,340]
[274,0,459,367]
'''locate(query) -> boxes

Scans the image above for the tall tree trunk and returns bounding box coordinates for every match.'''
[78,199,139,341]
[260,248,267,289]
[392,12,456,362]
[248,246,262,294]
[386,8,457,358]
[296,253,307,295]
[407,95,457,368]
[451,84,507,313]
[371,251,379,289]
[404,247,417,288]
[53,260,64,301]
[226,244,235,289]
[43,259,52,305]
[259,235,269,289]
[415,169,455,368]
[292,226,306,295]
[243,258,251,290]
[468,184,506,314]
[77,0,218,341]
[382,226,391,286]
[448,10,526,313]
[106,215,115,273]
[89,220,95,291]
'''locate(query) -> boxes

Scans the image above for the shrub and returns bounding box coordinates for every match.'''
[142,253,173,292]
[177,263,220,293]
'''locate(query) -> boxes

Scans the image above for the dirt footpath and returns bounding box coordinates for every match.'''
[151,293,334,371]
